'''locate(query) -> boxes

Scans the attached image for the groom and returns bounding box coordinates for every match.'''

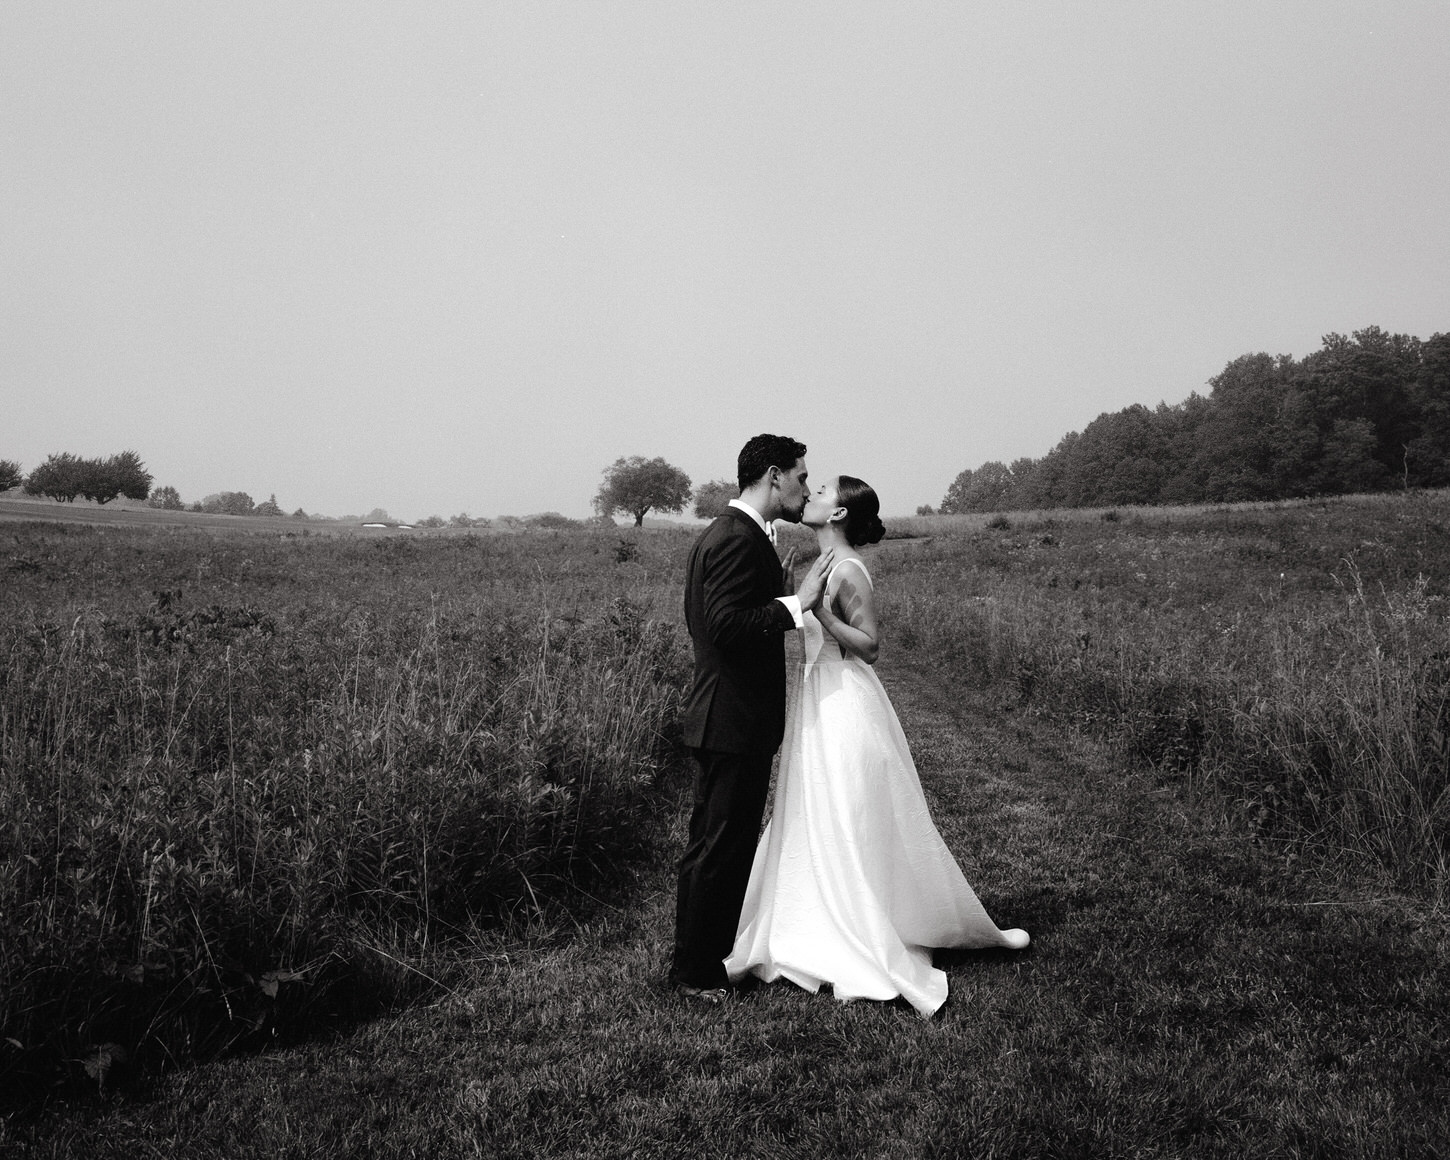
[672,433,833,1003]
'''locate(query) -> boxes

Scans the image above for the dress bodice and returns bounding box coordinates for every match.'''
[803,557,873,669]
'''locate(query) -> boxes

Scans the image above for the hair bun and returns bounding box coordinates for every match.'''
[836,475,884,547]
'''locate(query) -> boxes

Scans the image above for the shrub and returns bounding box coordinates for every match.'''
[525,512,579,530]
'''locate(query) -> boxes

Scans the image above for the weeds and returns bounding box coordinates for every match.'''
[0,525,690,1101]
[878,492,1450,890]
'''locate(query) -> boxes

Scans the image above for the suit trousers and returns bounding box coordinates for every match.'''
[672,747,773,989]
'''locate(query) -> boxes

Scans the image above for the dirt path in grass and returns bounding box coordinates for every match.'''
[13,660,1449,1159]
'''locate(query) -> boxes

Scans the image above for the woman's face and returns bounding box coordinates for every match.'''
[802,478,843,529]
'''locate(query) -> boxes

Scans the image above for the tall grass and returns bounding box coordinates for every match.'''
[878,494,1450,889]
[0,539,689,1099]
[7,496,1449,1109]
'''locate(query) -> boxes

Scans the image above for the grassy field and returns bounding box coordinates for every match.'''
[3,495,1448,1157]
[878,491,1450,888]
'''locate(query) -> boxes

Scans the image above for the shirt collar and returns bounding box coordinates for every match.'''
[728,498,777,544]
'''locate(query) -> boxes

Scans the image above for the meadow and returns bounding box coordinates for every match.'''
[3,495,1447,1157]
[1,520,693,1104]
[879,491,1450,888]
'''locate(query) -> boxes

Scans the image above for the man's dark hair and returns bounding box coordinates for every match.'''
[737,434,807,491]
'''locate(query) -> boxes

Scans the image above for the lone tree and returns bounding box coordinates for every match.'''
[594,456,692,527]
[0,459,21,492]
[692,478,737,520]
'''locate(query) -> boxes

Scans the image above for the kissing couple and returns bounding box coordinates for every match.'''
[670,433,1029,1017]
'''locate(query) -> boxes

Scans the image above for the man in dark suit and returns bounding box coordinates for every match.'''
[672,434,834,1002]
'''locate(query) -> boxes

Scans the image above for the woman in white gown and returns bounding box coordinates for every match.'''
[724,475,1029,1018]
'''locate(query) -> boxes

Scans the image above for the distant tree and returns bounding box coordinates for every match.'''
[24,454,85,502]
[693,478,737,520]
[1004,456,1048,509]
[417,515,445,528]
[1153,394,1213,505]
[291,507,308,519]
[1192,352,1297,501]
[201,491,255,516]
[595,456,691,527]
[449,512,476,528]
[102,450,152,502]
[148,485,184,510]
[254,493,283,518]
[1312,417,1387,494]
[916,504,935,516]
[1061,406,1168,507]
[0,459,21,492]
[940,461,1013,513]
[939,467,972,514]
[525,511,579,529]
[1406,332,1450,486]
[76,458,121,504]
[362,507,391,523]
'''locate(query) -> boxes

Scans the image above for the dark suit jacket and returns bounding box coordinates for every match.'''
[680,506,797,755]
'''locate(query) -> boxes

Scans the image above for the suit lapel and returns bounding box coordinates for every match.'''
[724,506,780,594]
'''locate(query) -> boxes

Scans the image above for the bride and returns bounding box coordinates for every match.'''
[724,475,1029,1017]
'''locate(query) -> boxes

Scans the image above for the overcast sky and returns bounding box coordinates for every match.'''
[5,3,1448,520]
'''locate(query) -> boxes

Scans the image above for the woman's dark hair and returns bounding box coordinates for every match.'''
[835,475,885,547]
[737,434,807,491]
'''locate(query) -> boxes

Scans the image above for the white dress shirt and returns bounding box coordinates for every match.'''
[728,498,804,628]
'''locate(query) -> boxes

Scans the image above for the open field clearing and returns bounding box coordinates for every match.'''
[3,495,1447,1157]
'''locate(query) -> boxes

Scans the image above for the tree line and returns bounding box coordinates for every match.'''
[1,451,153,505]
[938,327,1450,514]
[0,453,308,519]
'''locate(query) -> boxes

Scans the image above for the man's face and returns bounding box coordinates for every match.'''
[772,457,810,523]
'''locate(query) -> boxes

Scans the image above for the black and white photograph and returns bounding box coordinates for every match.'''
[3,4,1447,1156]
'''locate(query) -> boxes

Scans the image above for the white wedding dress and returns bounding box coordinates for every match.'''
[724,558,1028,1017]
